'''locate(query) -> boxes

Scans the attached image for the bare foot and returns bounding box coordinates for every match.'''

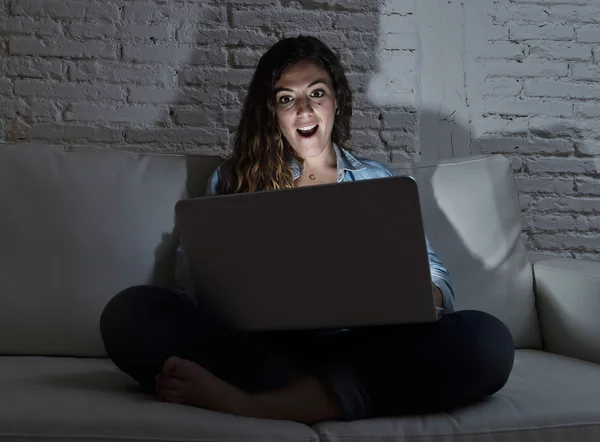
[156,356,251,416]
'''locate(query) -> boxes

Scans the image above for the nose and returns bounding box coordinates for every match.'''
[295,95,313,116]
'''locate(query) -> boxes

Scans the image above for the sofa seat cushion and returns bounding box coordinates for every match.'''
[0,356,317,442]
[313,349,600,442]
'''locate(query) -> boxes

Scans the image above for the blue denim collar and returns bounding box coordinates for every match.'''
[290,143,367,182]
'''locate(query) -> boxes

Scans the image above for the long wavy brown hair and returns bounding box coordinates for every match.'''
[217,36,353,194]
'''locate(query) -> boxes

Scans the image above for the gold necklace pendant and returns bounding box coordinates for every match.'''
[308,173,317,180]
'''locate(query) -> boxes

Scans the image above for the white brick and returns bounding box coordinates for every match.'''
[19,100,59,121]
[529,42,591,61]
[124,4,225,24]
[526,214,576,231]
[126,127,229,145]
[494,5,550,24]
[576,103,600,118]
[178,27,228,45]
[556,234,600,251]
[69,62,176,87]
[349,130,385,150]
[572,64,600,80]
[334,13,378,32]
[520,194,532,210]
[383,33,418,51]
[510,24,575,41]
[479,78,523,96]
[0,17,61,36]
[482,98,573,117]
[352,110,381,129]
[576,140,600,156]
[128,86,227,104]
[0,57,64,79]
[550,5,600,24]
[379,14,415,35]
[10,38,118,60]
[513,0,588,4]
[477,137,573,154]
[577,177,600,195]
[382,109,417,130]
[342,50,378,71]
[0,97,19,116]
[178,68,240,86]
[15,123,122,142]
[575,216,600,230]
[529,157,600,174]
[11,0,119,20]
[232,9,333,29]
[380,0,414,14]
[477,41,525,59]
[576,26,600,43]
[0,80,12,96]
[474,116,529,135]
[481,60,569,78]
[68,23,172,41]
[123,46,226,65]
[172,107,221,126]
[381,130,416,151]
[515,175,575,194]
[534,197,600,213]
[65,103,169,123]
[14,80,124,101]
[230,48,263,68]
[525,80,600,99]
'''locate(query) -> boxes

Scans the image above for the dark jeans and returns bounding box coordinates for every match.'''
[100,285,515,421]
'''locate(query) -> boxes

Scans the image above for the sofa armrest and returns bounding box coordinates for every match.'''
[534,257,600,365]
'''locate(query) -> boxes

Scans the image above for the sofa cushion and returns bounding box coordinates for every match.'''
[313,349,600,442]
[0,356,317,442]
[393,155,541,349]
[0,144,222,356]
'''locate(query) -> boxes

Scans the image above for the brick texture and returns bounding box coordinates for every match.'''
[3,0,600,260]
[470,0,600,259]
[0,0,417,161]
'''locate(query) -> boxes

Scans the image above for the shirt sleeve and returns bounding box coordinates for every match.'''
[426,236,455,314]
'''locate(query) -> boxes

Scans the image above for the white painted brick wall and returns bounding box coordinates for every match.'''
[0,0,418,162]
[3,0,600,260]
[467,0,600,260]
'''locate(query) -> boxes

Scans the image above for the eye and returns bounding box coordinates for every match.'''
[311,89,326,98]
[277,95,293,104]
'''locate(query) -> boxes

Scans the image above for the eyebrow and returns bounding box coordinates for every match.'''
[274,78,329,94]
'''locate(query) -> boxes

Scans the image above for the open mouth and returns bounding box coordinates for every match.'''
[296,124,319,138]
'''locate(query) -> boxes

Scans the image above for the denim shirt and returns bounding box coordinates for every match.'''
[175,144,455,316]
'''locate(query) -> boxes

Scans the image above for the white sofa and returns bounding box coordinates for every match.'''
[1,143,600,442]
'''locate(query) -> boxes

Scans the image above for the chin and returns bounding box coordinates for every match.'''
[290,139,329,159]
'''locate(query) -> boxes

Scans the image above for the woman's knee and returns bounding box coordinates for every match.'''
[445,310,515,395]
[100,285,193,351]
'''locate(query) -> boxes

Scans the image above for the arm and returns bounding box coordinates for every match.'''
[427,237,455,314]
[379,163,455,313]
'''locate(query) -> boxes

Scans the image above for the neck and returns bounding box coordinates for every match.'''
[302,143,337,172]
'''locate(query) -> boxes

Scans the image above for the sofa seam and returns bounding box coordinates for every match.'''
[315,421,600,441]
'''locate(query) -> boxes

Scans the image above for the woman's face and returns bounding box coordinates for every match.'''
[274,60,337,160]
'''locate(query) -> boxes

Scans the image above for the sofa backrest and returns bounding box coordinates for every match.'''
[0,144,540,356]
[0,144,222,356]
[393,155,541,349]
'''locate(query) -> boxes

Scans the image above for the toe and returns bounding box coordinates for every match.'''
[163,356,181,375]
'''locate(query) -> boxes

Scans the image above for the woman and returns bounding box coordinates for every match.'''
[100,36,514,423]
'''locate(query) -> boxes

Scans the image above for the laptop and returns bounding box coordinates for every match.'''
[174,175,437,332]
